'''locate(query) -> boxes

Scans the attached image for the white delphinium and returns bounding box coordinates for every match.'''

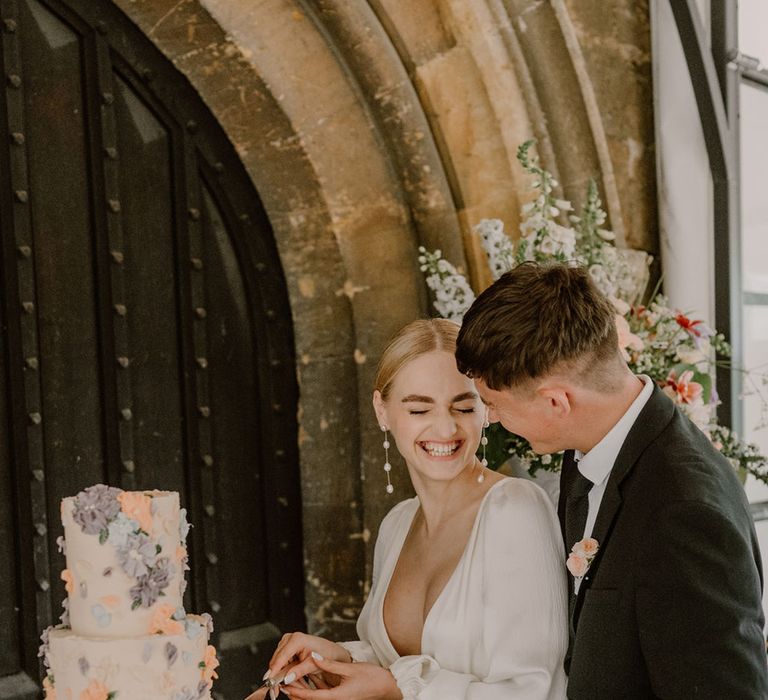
[418,247,475,321]
[515,142,579,265]
[474,219,514,280]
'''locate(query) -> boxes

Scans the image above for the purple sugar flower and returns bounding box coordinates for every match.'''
[71,485,122,536]
[117,532,158,579]
[59,598,70,627]
[38,626,52,668]
[130,557,175,608]
[173,689,197,700]
[165,641,179,668]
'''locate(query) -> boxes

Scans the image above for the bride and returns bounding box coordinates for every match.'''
[248,319,567,699]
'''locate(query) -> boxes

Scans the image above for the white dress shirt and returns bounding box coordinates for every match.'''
[575,375,653,543]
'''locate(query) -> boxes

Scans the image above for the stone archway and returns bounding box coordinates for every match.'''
[112,0,656,640]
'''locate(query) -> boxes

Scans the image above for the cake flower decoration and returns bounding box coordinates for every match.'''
[79,679,115,700]
[72,485,122,536]
[149,603,185,635]
[61,569,74,594]
[117,491,154,534]
[116,531,158,578]
[130,557,175,609]
[42,675,56,700]
[200,645,220,686]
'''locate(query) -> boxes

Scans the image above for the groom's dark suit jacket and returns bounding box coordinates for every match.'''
[558,385,768,698]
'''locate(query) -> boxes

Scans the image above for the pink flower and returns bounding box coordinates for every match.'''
[573,537,599,557]
[567,553,589,578]
[567,537,600,579]
[662,369,703,405]
[615,314,644,361]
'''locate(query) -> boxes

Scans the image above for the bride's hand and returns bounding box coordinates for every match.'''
[265,632,351,686]
[281,656,403,700]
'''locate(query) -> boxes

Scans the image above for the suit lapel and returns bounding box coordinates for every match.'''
[573,385,675,602]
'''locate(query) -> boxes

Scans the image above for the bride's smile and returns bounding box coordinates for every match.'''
[419,440,462,458]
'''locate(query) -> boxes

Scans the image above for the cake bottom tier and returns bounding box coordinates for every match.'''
[45,616,216,700]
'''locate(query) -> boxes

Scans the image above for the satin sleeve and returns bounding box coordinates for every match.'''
[389,480,568,699]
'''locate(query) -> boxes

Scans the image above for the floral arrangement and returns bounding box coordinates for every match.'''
[419,140,768,483]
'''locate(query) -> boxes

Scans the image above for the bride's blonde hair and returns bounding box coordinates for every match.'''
[374,319,460,401]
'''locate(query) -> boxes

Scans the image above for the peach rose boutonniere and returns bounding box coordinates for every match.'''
[566,537,599,579]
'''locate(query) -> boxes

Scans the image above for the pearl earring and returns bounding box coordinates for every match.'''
[478,417,489,483]
[381,425,393,494]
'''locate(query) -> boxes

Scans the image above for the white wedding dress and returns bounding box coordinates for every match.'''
[341,477,568,699]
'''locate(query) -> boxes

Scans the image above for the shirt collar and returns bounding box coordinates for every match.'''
[574,375,653,487]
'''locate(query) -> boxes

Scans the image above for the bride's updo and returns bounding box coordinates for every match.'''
[374,319,460,401]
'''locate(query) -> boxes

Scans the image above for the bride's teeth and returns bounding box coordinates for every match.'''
[423,442,459,456]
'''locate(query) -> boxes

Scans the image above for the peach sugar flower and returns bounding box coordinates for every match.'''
[61,569,74,593]
[117,491,153,533]
[201,645,220,685]
[79,680,110,700]
[99,595,121,609]
[566,537,600,579]
[149,603,184,635]
[43,676,56,700]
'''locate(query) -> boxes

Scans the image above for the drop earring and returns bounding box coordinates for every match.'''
[478,415,489,483]
[381,425,394,494]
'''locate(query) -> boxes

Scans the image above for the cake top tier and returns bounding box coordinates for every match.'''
[60,485,190,638]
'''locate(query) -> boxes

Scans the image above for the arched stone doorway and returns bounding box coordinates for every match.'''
[0,0,303,696]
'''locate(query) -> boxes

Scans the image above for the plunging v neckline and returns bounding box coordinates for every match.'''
[379,478,508,658]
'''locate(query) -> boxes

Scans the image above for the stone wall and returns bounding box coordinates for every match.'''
[112,0,656,639]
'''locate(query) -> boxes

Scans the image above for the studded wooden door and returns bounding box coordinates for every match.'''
[0,1,305,697]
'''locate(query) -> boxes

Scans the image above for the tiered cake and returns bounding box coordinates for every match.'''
[39,485,219,700]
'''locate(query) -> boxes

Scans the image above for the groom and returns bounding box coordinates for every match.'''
[455,262,768,698]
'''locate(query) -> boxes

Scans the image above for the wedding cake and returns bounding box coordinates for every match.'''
[39,485,219,700]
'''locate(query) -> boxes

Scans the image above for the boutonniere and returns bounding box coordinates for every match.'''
[566,537,599,579]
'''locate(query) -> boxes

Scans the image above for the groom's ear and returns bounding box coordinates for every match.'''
[537,384,572,418]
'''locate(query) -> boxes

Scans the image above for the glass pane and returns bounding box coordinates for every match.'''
[740,83,768,295]
[743,304,768,503]
[739,0,768,61]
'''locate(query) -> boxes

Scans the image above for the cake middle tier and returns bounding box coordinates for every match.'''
[61,487,189,637]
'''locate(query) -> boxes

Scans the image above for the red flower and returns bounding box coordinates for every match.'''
[675,313,706,337]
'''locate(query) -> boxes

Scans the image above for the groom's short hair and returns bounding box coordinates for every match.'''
[455,262,621,390]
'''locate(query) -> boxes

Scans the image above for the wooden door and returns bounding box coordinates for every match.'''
[0,1,305,697]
